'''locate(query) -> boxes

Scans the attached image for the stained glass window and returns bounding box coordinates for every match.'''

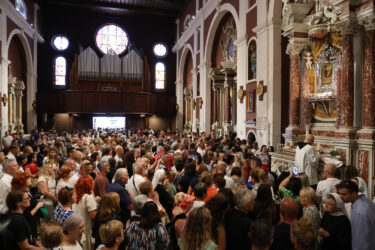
[15,0,27,19]
[95,24,128,55]
[55,56,66,86]
[52,36,69,51]
[153,43,167,57]
[155,62,165,89]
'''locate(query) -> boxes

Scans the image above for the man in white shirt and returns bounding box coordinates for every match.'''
[295,134,318,188]
[114,145,124,166]
[316,163,341,213]
[126,158,147,197]
[217,161,234,189]
[69,160,93,188]
[6,145,19,160]
[197,141,206,158]
[2,131,13,149]
[0,159,20,213]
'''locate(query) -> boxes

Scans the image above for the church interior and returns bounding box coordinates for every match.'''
[2,0,375,197]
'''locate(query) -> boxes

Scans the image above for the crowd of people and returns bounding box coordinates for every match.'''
[0,128,374,250]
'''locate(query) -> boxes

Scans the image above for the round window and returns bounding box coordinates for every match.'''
[96,24,128,55]
[52,35,69,51]
[153,43,167,58]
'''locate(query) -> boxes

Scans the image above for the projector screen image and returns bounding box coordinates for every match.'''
[93,117,126,130]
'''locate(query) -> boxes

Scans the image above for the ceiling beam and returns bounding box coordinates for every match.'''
[38,0,184,17]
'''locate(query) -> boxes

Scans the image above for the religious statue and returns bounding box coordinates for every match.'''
[304,52,313,70]
[249,45,256,79]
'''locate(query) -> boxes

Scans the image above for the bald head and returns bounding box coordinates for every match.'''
[280,197,298,223]
[217,161,227,174]
[305,134,314,145]
[324,163,336,177]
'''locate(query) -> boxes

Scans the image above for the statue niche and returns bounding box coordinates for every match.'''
[309,43,341,123]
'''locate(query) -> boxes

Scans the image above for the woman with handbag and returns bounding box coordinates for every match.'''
[11,172,45,241]
[38,164,57,221]
[75,176,98,250]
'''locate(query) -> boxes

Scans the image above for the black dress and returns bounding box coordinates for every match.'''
[155,184,174,219]
[23,192,40,240]
[320,212,351,250]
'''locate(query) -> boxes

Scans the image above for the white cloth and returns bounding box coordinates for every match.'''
[187,201,205,217]
[224,175,234,189]
[0,173,13,213]
[38,176,56,205]
[295,143,318,185]
[357,177,368,197]
[69,173,81,188]
[74,193,97,250]
[51,243,82,250]
[321,156,343,168]
[152,169,165,189]
[56,181,71,197]
[126,174,146,197]
[316,177,341,213]
[2,136,13,148]
[6,152,16,160]
[197,148,205,158]
[114,154,123,166]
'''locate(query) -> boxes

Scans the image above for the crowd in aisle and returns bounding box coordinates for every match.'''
[0,128,374,250]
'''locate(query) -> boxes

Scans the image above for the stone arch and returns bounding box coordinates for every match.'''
[6,29,34,132]
[178,44,195,83]
[247,130,256,142]
[204,3,239,66]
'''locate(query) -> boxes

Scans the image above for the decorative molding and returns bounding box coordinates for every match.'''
[286,38,309,55]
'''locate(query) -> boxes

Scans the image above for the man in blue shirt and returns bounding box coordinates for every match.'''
[338,180,375,250]
[107,168,133,223]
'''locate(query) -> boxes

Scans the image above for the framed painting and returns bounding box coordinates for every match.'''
[247,90,255,113]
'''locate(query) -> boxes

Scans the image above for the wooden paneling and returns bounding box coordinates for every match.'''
[37,91,176,116]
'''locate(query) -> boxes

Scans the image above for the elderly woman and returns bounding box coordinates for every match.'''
[152,169,174,218]
[299,187,320,232]
[75,176,98,250]
[11,172,44,241]
[52,186,76,225]
[319,193,351,250]
[291,217,317,250]
[59,213,85,249]
[38,164,57,220]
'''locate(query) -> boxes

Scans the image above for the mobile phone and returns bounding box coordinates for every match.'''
[40,195,44,200]
[293,166,299,176]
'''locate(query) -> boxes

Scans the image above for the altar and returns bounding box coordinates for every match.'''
[281,0,375,197]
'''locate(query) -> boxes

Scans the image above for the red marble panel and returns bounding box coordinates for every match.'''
[358,150,369,184]
[340,34,354,128]
[335,68,342,128]
[337,148,347,159]
[289,54,300,126]
[363,30,375,128]
[357,132,375,140]
[301,72,312,127]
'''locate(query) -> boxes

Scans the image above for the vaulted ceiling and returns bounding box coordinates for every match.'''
[37,0,188,17]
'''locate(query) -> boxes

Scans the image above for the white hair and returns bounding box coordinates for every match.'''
[234,189,254,209]
[113,168,128,182]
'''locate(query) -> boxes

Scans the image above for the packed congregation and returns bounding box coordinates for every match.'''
[0,128,374,250]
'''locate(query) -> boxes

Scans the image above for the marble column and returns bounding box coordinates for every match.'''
[335,67,342,127]
[289,53,300,127]
[363,29,375,128]
[213,86,218,123]
[225,83,231,124]
[340,33,354,128]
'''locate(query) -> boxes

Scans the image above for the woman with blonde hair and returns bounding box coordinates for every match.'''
[97,220,125,250]
[299,187,320,232]
[93,192,123,249]
[43,147,60,174]
[291,217,317,250]
[250,168,268,198]
[179,206,217,250]
[38,164,57,221]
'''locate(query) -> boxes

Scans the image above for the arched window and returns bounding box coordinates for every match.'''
[155,62,165,89]
[52,35,69,51]
[153,43,167,58]
[54,56,66,86]
[95,24,128,55]
[15,0,27,19]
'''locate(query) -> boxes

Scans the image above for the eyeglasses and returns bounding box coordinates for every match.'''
[23,196,31,201]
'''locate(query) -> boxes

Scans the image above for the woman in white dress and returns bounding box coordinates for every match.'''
[74,176,98,250]
[38,164,57,221]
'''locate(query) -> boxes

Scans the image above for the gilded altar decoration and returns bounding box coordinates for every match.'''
[321,64,333,85]
[237,86,245,103]
[2,94,7,106]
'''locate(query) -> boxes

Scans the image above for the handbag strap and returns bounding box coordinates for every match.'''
[133,176,139,194]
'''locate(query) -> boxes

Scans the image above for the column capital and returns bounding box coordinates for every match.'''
[361,15,375,31]
[286,38,309,56]
[337,17,361,35]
